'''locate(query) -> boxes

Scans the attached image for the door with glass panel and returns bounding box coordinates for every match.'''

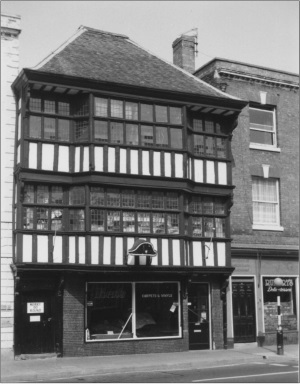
[188,283,210,350]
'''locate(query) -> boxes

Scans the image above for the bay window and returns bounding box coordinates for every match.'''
[86,282,180,341]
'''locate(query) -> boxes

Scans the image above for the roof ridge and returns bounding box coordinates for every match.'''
[80,25,128,39]
[127,38,241,101]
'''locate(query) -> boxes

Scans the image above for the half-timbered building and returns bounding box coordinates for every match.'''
[11,27,246,357]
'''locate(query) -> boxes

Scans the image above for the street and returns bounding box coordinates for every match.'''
[39,359,298,383]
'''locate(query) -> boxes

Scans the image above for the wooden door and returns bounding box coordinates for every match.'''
[188,283,210,350]
[232,281,256,343]
[20,292,55,354]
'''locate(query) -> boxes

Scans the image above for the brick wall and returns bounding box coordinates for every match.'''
[211,280,224,349]
[1,13,21,356]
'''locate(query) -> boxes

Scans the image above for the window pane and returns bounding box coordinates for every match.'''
[190,196,202,214]
[216,138,226,158]
[107,189,120,207]
[137,191,150,208]
[75,120,89,141]
[58,119,70,141]
[137,212,150,233]
[44,100,56,114]
[252,178,277,202]
[167,214,179,234]
[141,104,153,122]
[170,107,182,124]
[249,109,274,131]
[135,283,179,338]
[126,124,139,145]
[194,135,204,155]
[166,193,178,210]
[111,99,123,118]
[215,198,225,214]
[123,211,135,232]
[86,283,133,340]
[153,213,165,234]
[37,185,49,204]
[170,128,182,149]
[29,116,42,138]
[155,105,168,122]
[156,127,168,148]
[152,192,164,209]
[192,217,202,237]
[69,186,85,205]
[125,102,138,120]
[141,125,154,146]
[37,207,48,230]
[51,209,63,231]
[51,186,63,204]
[215,218,226,237]
[204,217,214,237]
[205,136,215,156]
[23,185,34,203]
[95,98,108,117]
[58,102,70,116]
[90,187,105,206]
[44,117,56,140]
[75,99,89,116]
[250,130,273,145]
[69,209,85,230]
[253,202,277,224]
[111,122,124,144]
[23,208,34,229]
[203,197,213,214]
[122,190,135,208]
[91,209,105,231]
[107,211,120,232]
[205,120,214,133]
[30,98,41,112]
[193,118,203,132]
[94,121,108,142]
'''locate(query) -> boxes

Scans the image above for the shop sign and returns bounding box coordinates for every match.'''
[264,278,294,292]
[30,315,41,322]
[27,302,44,314]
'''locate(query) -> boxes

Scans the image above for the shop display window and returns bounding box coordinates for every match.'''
[86,282,180,341]
[263,277,297,332]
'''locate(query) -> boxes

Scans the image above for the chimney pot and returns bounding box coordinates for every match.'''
[172,34,196,73]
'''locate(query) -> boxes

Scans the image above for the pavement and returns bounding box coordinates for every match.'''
[1,343,299,383]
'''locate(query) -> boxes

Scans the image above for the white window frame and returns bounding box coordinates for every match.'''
[249,107,280,152]
[252,177,283,231]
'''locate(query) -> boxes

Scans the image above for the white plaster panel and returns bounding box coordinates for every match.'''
[172,239,180,266]
[164,153,171,177]
[108,147,115,173]
[130,150,138,174]
[126,236,135,265]
[53,236,62,263]
[153,152,161,176]
[74,147,80,172]
[218,162,227,185]
[37,235,48,263]
[205,241,214,266]
[175,154,183,178]
[192,241,202,266]
[69,236,76,263]
[142,151,150,176]
[217,242,226,266]
[28,143,37,169]
[78,237,85,264]
[94,147,103,172]
[119,148,127,173]
[189,158,192,180]
[206,161,215,184]
[115,237,123,265]
[83,147,89,172]
[42,144,54,171]
[58,146,69,172]
[103,237,111,264]
[22,235,32,262]
[162,238,169,265]
[150,238,158,266]
[91,236,99,264]
[194,159,204,183]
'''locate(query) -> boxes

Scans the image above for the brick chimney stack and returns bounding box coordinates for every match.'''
[172,34,197,73]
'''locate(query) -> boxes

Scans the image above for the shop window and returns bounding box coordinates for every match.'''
[263,277,297,332]
[249,107,276,147]
[252,177,280,228]
[86,282,180,341]
[94,121,108,142]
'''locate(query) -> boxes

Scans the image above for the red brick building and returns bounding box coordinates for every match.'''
[195,59,299,347]
[11,28,246,357]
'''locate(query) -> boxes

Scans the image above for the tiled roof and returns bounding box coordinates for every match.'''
[35,26,236,99]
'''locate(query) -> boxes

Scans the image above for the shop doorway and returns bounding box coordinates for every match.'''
[188,283,210,350]
[20,291,55,354]
[232,280,256,343]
